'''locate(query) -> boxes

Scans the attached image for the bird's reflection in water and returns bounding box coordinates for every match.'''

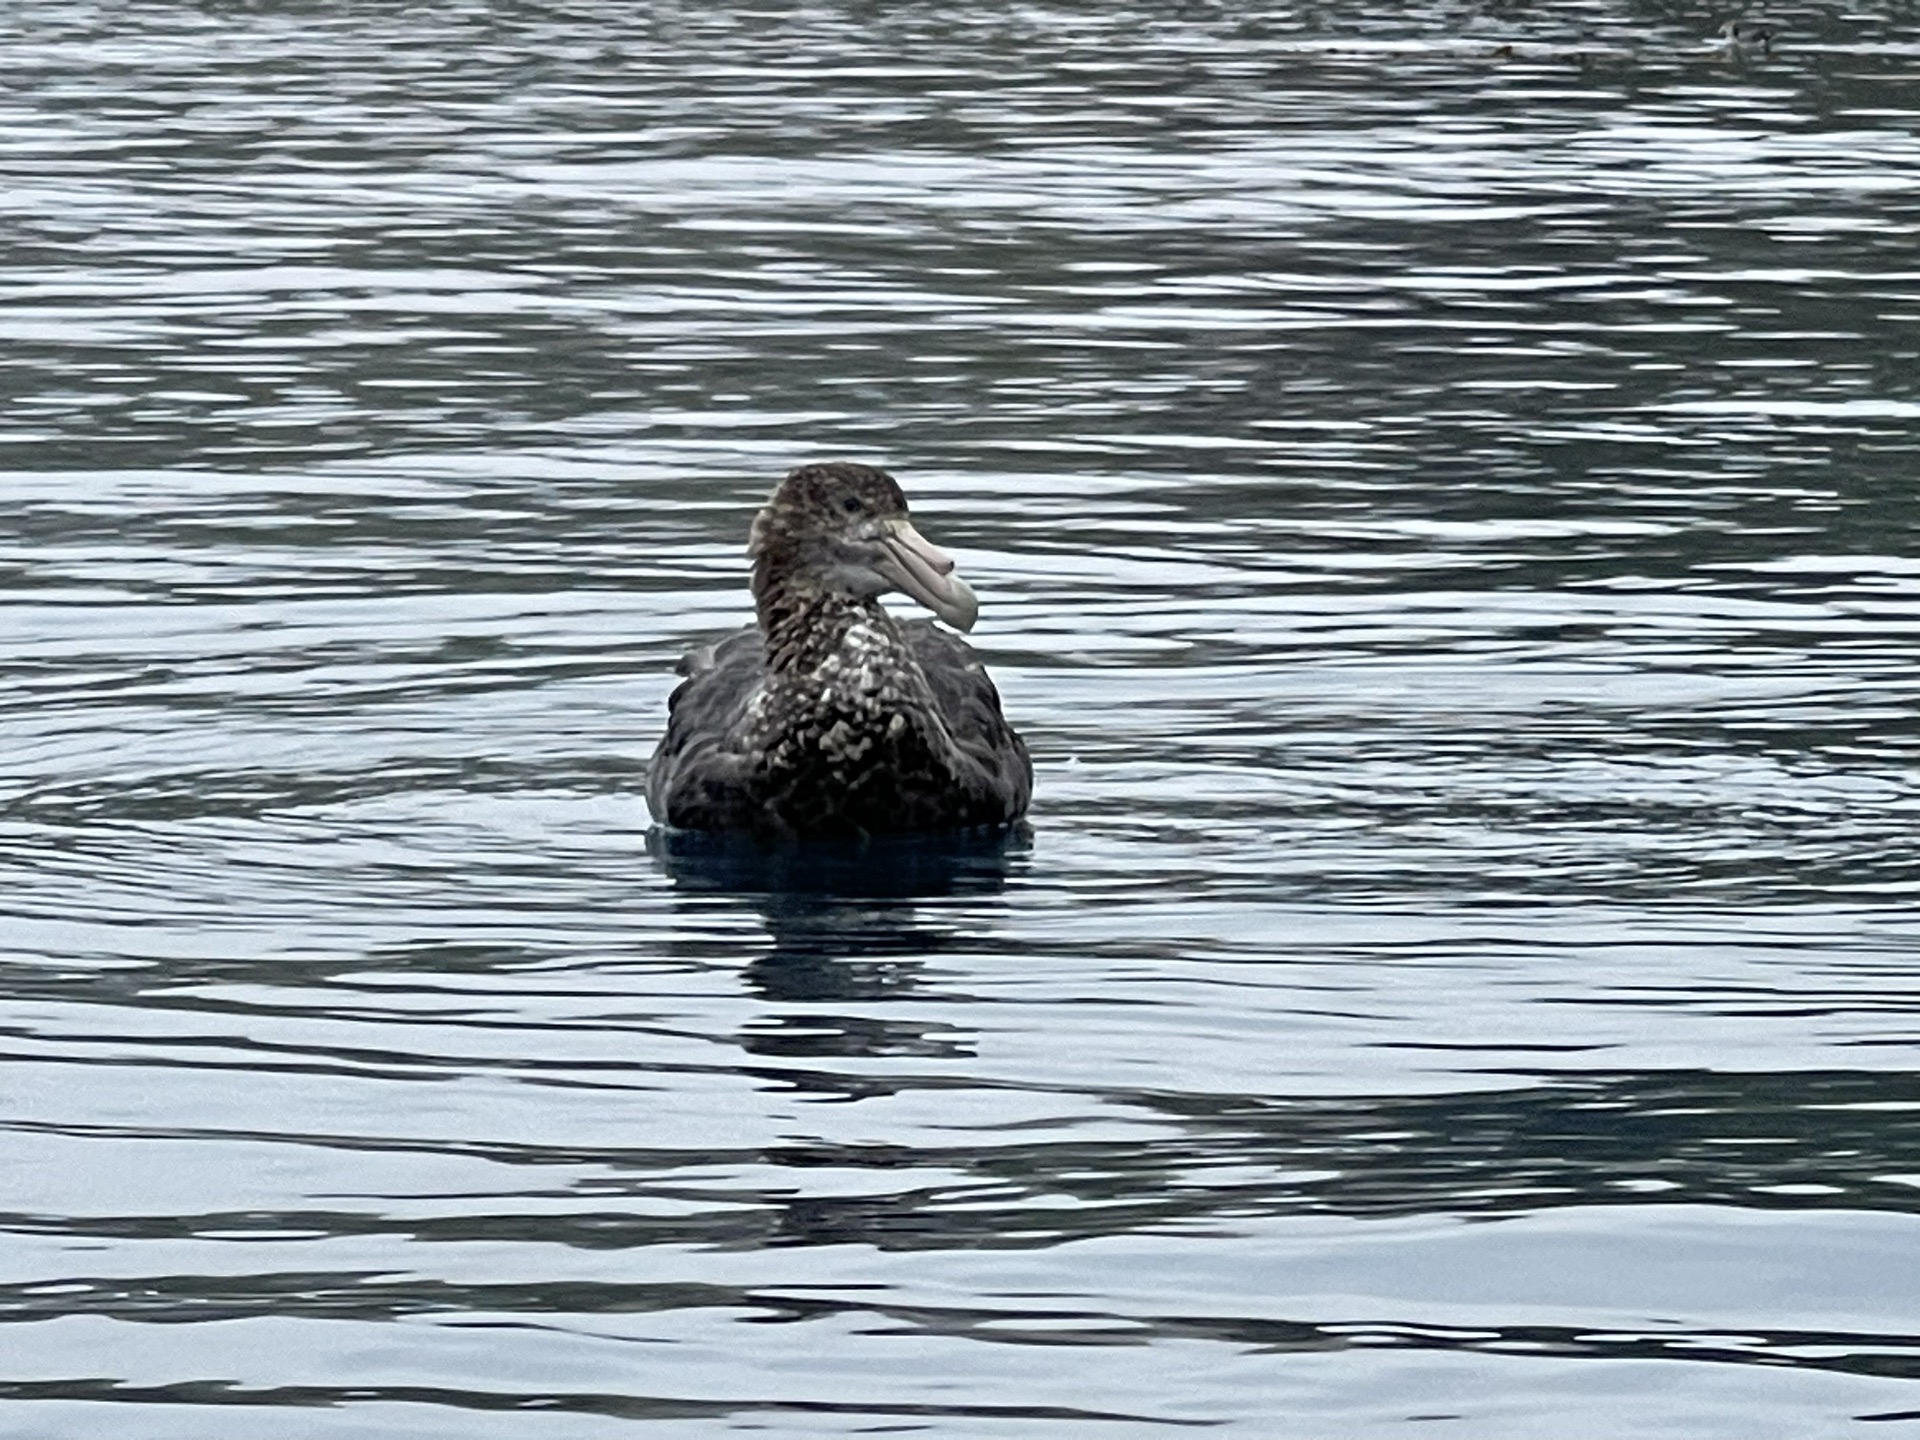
[649,826,1029,1065]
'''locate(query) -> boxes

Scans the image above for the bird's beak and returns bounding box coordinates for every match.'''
[879,519,979,632]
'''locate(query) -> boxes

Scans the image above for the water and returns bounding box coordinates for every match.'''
[5,2,1920,1434]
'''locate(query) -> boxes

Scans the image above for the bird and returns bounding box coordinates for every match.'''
[1712,19,1773,55]
[646,461,1032,838]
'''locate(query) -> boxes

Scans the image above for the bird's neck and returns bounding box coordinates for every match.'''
[752,565,897,678]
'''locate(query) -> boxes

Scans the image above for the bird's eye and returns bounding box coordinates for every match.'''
[841,495,864,514]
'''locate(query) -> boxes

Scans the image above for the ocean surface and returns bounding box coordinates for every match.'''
[5,2,1920,1435]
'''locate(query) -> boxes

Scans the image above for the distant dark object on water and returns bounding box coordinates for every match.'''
[1715,20,1774,54]
[646,462,1032,839]
[1475,17,1775,67]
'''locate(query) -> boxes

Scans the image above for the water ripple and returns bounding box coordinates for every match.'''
[6,1,1920,1435]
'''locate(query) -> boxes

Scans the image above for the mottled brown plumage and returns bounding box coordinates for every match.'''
[646,462,1031,838]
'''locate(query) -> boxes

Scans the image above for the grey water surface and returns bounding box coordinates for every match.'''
[5,2,1920,1436]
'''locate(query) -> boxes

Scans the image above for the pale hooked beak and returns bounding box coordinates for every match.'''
[878,518,979,632]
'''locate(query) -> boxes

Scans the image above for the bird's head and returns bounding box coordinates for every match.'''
[749,461,979,631]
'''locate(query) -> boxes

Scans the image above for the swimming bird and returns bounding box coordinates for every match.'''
[1714,19,1774,55]
[646,462,1032,838]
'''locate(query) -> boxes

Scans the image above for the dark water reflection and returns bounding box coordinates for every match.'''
[7,0,1920,1436]
[657,828,1025,1062]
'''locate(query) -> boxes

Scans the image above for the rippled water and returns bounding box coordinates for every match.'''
[6,2,1920,1435]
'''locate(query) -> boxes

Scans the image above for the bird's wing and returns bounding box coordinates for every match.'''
[645,625,766,829]
[903,620,1033,818]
